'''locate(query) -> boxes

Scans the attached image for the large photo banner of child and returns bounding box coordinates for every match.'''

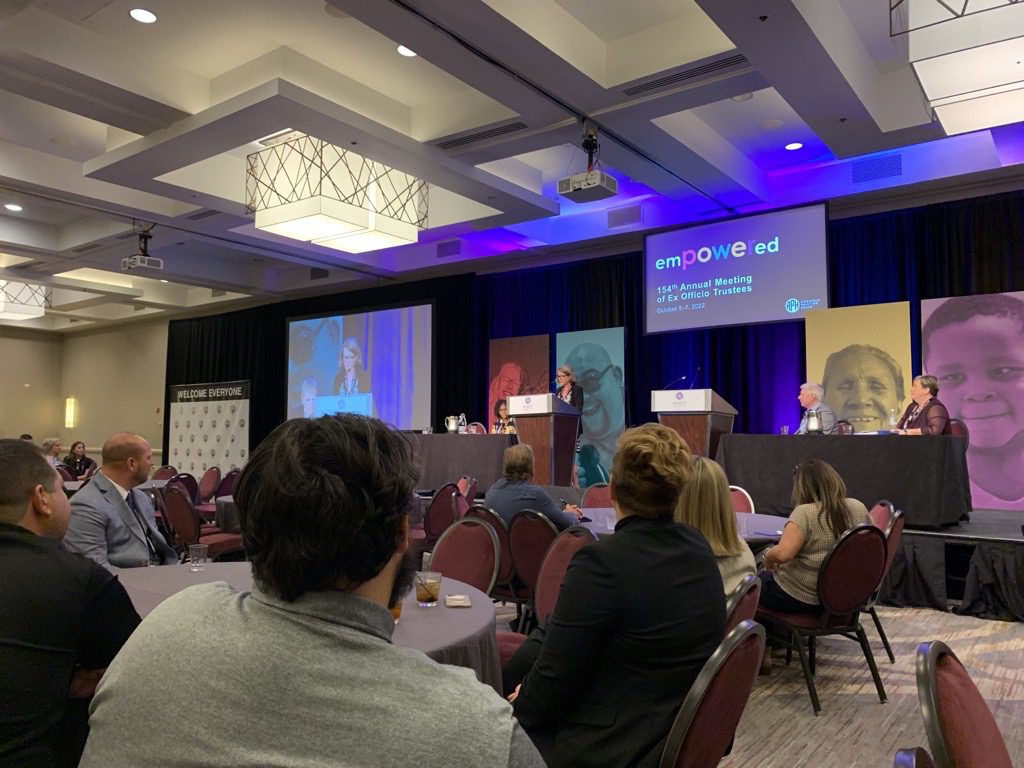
[555,327,625,488]
[804,302,913,433]
[487,335,550,433]
[922,291,1024,511]
[286,304,432,431]
[168,380,250,474]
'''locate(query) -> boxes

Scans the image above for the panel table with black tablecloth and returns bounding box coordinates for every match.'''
[715,434,972,528]
[408,433,515,494]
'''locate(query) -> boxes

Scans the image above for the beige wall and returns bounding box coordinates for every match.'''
[0,327,63,440]
[0,321,168,455]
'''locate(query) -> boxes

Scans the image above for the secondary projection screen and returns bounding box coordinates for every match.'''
[286,304,432,430]
[644,203,828,334]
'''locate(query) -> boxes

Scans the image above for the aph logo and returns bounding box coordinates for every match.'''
[524,396,532,405]
[675,391,684,400]
[784,298,801,314]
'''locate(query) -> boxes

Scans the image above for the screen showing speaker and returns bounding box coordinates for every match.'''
[286,303,432,430]
[644,203,829,333]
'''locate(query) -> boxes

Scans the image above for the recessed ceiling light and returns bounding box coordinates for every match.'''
[731,93,754,103]
[129,8,157,23]
[397,45,417,57]
[784,142,804,151]
[159,279,169,283]
[4,203,23,212]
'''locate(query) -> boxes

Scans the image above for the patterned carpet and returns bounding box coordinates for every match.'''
[722,607,1024,767]
[496,605,1024,766]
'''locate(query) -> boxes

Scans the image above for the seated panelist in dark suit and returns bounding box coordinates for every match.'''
[509,423,726,768]
[897,375,951,436]
[64,432,178,570]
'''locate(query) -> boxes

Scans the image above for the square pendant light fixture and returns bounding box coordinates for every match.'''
[892,0,1024,135]
[246,133,427,252]
[0,280,48,321]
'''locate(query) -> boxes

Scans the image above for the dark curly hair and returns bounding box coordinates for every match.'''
[236,414,419,602]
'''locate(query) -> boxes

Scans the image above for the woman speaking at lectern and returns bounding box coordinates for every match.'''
[554,364,583,411]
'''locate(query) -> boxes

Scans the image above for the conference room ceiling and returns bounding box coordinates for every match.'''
[2,0,1024,332]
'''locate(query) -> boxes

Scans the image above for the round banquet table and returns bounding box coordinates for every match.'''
[581,507,784,550]
[115,563,502,692]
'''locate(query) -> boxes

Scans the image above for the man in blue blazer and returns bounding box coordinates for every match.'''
[64,433,177,569]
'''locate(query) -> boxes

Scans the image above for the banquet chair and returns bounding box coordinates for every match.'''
[215,468,240,498]
[151,465,178,481]
[580,483,612,508]
[168,472,201,505]
[420,483,460,545]
[197,466,222,502]
[498,525,597,665]
[947,418,969,444]
[723,573,761,635]
[56,465,75,481]
[728,485,755,514]
[869,500,896,530]
[916,640,1014,768]
[657,620,765,768]
[835,419,855,435]
[464,506,516,592]
[465,422,487,434]
[865,510,905,663]
[161,484,245,560]
[894,748,938,768]
[464,478,478,503]
[508,510,559,632]
[429,518,500,595]
[754,524,888,714]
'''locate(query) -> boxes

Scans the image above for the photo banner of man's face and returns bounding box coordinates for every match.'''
[922,291,1024,511]
[555,327,626,488]
[488,335,550,431]
[805,303,912,433]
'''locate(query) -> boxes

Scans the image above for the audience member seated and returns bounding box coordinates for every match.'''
[63,433,177,569]
[676,457,756,594]
[63,441,98,481]
[760,459,870,615]
[484,444,582,530]
[0,439,140,768]
[507,423,726,768]
[39,437,67,469]
[897,374,950,436]
[78,415,544,768]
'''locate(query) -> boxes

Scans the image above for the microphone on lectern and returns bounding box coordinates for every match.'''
[688,366,703,390]
[661,374,688,390]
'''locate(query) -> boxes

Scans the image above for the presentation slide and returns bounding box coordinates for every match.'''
[286,304,432,430]
[644,204,828,333]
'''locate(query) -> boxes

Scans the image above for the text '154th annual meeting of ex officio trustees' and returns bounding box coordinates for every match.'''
[654,275,753,313]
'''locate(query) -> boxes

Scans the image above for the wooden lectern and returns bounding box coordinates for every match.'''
[651,389,737,457]
[507,394,581,485]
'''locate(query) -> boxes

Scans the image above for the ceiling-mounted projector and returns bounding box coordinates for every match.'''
[121,227,164,271]
[557,170,618,203]
[557,124,618,203]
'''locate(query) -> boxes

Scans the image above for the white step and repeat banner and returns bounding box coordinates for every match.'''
[168,380,250,475]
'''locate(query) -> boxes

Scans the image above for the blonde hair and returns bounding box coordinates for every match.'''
[611,423,692,519]
[676,457,743,557]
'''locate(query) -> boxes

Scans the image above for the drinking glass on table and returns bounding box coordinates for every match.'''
[188,543,208,572]
[415,571,442,607]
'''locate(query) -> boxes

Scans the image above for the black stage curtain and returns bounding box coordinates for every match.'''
[165,189,1024,458]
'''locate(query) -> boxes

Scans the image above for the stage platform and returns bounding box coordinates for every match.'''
[883,509,1024,621]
